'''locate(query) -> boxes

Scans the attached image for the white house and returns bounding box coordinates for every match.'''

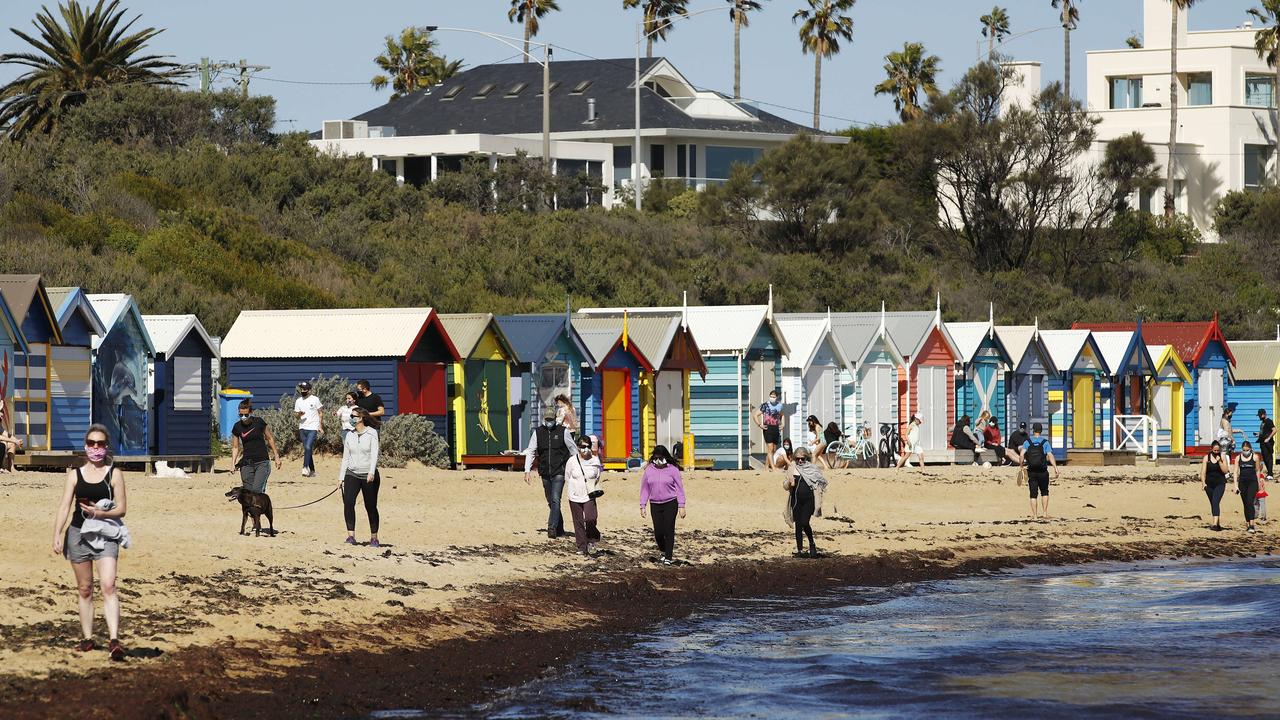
[310,57,844,209]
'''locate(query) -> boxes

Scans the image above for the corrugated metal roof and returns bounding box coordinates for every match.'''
[577,305,788,355]
[1092,331,1137,376]
[1075,320,1235,366]
[1148,344,1192,383]
[1040,329,1107,374]
[571,313,677,367]
[142,315,218,359]
[496,314,571,365]
[46,286,106,335]
[776,317,829,370]
[1229,341,1280,381]
[575,327,622,366]
[86,294,155,353]
[0,274,41,325]
[945,322,992,364]
[995,326,1036,367]
[221,307,436,359]
[785,312,905,366]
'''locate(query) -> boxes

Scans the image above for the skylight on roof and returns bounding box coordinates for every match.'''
[441,85,464,100]
[505,82,528,97]
[474,83,496,98]
[569,80,593,95]
[536,81,561,96]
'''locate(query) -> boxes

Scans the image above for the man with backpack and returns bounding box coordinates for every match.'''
[524,405,574,538]
[1019,422,1059,519]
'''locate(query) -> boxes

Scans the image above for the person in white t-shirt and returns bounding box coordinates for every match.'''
[897,414,926,471]
[293,381,324,477]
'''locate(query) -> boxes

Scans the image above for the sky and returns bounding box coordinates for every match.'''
[0,1,1266,132]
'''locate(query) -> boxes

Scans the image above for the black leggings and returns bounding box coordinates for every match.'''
[791,488,815,552]
[343,471,380,534]
[1205,482,1225,518]
[650,499,679,560]
[1240,479,1259,522]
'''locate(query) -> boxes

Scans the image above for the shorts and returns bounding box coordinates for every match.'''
[1028,470,1050,499]
[763,427,781,445]
[239,459,271,494]
[64,524,120,564]
[905,443,924,456]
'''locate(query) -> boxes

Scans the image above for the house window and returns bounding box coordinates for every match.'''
[677,143,687,179]
[1245,144,1273,188]
[1109,77,1143,109]
[1187,73,1212,106]
[1246,74,1275,107]
[539,364,570,408]
[705,146,763,180]
[649,143,666,177]
[613,145,632,188]
[1139,182,1186,214]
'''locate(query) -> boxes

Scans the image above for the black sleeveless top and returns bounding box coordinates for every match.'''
[71,466,114,529]
[1204,455,1227,487]
[1238,454,1258,484]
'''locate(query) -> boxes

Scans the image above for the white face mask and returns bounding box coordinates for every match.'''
[652,458,667,467]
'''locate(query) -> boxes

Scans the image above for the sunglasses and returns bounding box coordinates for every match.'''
[85,439,108,448]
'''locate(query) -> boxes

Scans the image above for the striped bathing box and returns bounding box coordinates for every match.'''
[13,342,51,450]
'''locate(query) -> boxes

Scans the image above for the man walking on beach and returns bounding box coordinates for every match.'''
[354,379,385,423]
[1019,423,1058,519]
[1257,409,1275,480]
[524,405,574,538]
[294,381,323,477]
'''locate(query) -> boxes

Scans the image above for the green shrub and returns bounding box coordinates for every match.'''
[377,414,451,469]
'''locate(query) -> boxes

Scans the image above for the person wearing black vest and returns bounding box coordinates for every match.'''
[524,405,574,538]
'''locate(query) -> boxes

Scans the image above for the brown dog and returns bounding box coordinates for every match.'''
[225,486,276,536]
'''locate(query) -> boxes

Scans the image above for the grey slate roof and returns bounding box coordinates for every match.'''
[343,58,815,137]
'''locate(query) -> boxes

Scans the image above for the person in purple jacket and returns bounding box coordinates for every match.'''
[640,445,687,565]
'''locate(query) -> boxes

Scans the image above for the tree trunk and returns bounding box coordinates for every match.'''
[1165,6,1179,217]
[1274,55,1279,185]
[988,29,995,61]
[813,52,822,129]
[1064,26,1071,98]
[524,22,531,63]
[734,12,742,99]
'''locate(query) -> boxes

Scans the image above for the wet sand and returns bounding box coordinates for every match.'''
[0,459,1273,718]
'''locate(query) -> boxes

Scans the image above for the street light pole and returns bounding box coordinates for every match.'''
[428,26,552,172]
[632,6,723,211]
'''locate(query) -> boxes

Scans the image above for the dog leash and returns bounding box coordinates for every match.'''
[274,485,341,511]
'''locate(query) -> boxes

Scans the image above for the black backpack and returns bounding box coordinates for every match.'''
[1024,438,1049,471]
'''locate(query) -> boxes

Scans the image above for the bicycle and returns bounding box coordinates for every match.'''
[878,422,902,468]
[825,425,876,468]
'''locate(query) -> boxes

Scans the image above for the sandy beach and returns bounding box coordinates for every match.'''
[0,458,1273,718]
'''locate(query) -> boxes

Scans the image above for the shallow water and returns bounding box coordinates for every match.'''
[387,558,1280,719]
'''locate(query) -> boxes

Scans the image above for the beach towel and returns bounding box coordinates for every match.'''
[79,499,132,551]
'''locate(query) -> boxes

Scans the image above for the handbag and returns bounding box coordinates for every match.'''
[579,456,604,499]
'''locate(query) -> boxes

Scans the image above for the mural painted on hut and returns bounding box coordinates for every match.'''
[93,320,149,455]
[466,360,508,455]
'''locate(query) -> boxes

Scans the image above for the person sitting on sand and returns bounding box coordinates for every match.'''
[773,438,794,470]
[1019,423,1058,520]
[784,446,828,558]
[51,424,129,661]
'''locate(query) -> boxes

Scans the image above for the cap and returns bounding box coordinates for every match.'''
[298,381,312,390]
[1018,422,1027,429]
[1260,409,1268,417]
[542,406,557,420]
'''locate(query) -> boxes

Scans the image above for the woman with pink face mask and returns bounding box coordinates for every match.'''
[51,424,129,661]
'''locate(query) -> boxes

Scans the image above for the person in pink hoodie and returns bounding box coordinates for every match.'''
[639,445,687,565]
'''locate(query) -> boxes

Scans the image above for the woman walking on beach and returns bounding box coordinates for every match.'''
[1233,441,1261,534]
[640,445,686,565]
[51,424,129,661]
[338,408,381,547]
[565,435,603,556]
[784,446,828,557]
[337,392,358,443]
[1201,440,1230,532]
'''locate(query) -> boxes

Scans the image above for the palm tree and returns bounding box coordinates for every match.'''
[508,0,560,63]
[793,0,856,130]
[0,0,184,141]
[1250,0,1280,184]
[370,27,463,100]
[624,0,691,58]
[1165,0,1197,217]
[874,42,940,123]
[1050,0,1080,97]
[979,7,1011,61]
[728,0,766,100]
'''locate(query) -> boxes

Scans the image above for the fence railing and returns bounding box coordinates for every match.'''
[1113,415,1158,461]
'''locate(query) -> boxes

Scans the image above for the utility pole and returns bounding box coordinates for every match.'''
[236,59,270,98]
[197,59,268,96]
[200,57,210,93]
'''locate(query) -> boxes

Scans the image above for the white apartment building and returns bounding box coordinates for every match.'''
[1084,0,1278,239]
